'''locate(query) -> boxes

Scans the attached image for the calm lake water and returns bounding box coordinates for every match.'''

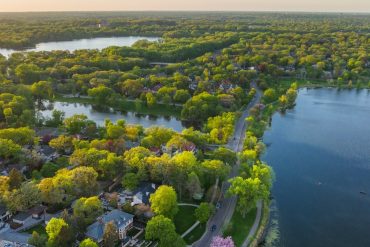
[262,88,370,247]
[38,101,185,132]
[0,36,159,57]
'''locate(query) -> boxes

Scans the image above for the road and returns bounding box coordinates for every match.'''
[193,83,262,247]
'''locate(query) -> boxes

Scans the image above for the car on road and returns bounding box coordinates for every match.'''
[211,224,217,232]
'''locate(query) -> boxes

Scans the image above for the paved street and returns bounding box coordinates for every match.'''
[193,83,262,247]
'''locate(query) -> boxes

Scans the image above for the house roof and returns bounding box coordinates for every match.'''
[13,212,31,222]
[0,231,30,245]
[86,210,134,241]
[29,205,47,215]
[132,183,158,205]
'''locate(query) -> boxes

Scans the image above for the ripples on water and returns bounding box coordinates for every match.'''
[262,88,370,247]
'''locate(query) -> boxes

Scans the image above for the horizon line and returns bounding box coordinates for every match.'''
[0,10,369,14]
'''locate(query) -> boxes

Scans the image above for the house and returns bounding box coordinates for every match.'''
[162,140,197,156]
[29,205,47,219]
[125,141,140,150]
[12,212,31,226]
[219,81,235,92]
[0,205,11,222]
[131,183,158,206]
[86,210,134,243]
[149,147,161,156]
[0,232,32,246]
[189,81,199,91]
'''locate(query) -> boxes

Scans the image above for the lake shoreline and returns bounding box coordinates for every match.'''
[54,94,183,118]
[0,36,160,57]
[261,88,370,247]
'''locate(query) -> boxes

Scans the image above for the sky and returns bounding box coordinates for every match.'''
[1,0,370,12]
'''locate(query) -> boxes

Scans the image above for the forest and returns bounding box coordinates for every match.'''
[0,12,369,247]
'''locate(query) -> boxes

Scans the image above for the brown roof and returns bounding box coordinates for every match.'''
[29,205,47,215]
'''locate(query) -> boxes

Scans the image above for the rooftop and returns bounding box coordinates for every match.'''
[86,210,134,241]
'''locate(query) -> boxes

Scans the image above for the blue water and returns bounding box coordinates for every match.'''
[262,88,370,247]
[0,36,159,57]
[38,101,185,132]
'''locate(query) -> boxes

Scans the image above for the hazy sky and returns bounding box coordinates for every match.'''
[1,0,370,12]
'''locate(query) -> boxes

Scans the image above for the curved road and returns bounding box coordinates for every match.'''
[193,83,262,247]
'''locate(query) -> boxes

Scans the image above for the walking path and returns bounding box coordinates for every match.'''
[241,200,263,247]
[181,221,200,238]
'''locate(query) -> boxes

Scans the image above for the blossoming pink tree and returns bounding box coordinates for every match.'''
[210,236,235,247]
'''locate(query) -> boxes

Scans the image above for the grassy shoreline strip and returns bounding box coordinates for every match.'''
[249,201,270,247]
[224,207,257,247]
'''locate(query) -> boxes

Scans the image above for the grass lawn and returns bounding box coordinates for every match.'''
[23,224,46,235]
[174,205,197,234]
[183,223,206,244]
[225,207,257,247]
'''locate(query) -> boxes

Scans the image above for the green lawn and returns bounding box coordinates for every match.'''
[23,224,46,235]
[183,223,206,244]
[224,207,257,247]
[174,205,197,234]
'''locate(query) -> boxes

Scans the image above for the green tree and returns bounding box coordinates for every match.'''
[185,172,203,200]
[145,215,185,247]
[49,135,74,154]
[28,231,47,247]
[79,238,98,247]
[141,126,175,148]
[15,63,41,84]
[5,182,40,212]
[195,202,214,223]
[262,88,277,103]
[8,168,23,190]
[150,185,178,219]
[146,92,156,108]
[31,81,53,99]
[181,92,221,122]
[201,160,230,182]
[40,162,60,178]
[0,139,22,161]
[46,218,68,245]
[103,221,119,247]
[210,147,237,165]
[88,85,114,104]
[121,79,143,97]
[122,172,139,191]
[73,196,103,226]
[0,127,36,145]
[64,114,96,135]
[174,89,191,103]
[46,218,74,247]
[106,120,125,139]
[123,146,151,179]
[45,109,65,127]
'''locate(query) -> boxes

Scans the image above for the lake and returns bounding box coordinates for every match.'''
[38,101,185,132]
[262,88,370,247]
[0,36,159,57]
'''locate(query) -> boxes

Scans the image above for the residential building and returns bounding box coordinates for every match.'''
[131,183,158,206]
[86,210,134,243]
[0,205,11,222]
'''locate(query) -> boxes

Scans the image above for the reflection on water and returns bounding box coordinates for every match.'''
[0,36,159,57]
[262,88,370,247]
[37,101,185,132]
